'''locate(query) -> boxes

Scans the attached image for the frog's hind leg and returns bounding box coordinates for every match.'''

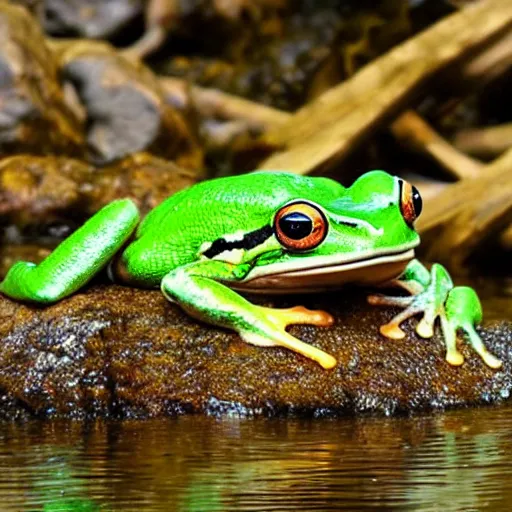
[0,199,140,304]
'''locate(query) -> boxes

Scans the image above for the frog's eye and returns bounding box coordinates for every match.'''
[399,180,422,226]
[274,201,328,251]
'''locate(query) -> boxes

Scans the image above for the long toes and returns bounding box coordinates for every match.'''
[462,325,503,369]
[367,294,384,305]
[368,294,413,307]
[267,306,334,328]
[380,323,406,340]
[416,318,434,338]
[446,350,464,366]
[241,329,337,369]
[299,308,334,327]
[276,327,336,368]
[315,352,337,370]
[481,352,502,369]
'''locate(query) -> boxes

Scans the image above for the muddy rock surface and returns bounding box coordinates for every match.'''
[0,286,510,420]
[0,153,200,230]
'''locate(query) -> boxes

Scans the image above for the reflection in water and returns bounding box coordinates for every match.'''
[1,407,512,511]
[29,454,102,511]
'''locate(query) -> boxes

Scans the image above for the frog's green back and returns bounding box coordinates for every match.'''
[139,172,343,235]
[120,172,344,286]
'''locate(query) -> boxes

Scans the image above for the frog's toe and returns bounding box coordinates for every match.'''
[262,305,334,328]
[368,293,419,339]
[376,302,424,340]
[380,322,406,340]
[367,294,413,308]
[446,349,465,366]
[481,351,503,370]
[240,329,337,370]
[462,324,502,369]
[416,317,434,338]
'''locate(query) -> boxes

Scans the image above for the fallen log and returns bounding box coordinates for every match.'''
[417,148,512,270]
[256,0,512,174]
[390,110,483,180]
[454,123,512,160]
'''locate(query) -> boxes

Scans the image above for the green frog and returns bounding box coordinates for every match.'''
[0,170,502,370]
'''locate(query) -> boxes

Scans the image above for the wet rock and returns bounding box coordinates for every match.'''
[0,2,84,156]
[43,0,144,38]
[0,154,200,229]
[0,286,510,419]
[51,40,203,168]
[0,155,92,228]
[88,152,202,214]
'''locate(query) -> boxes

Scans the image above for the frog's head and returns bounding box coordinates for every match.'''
[236,170,422,293]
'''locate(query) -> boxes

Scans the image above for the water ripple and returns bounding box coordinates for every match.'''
[1,407,512,511]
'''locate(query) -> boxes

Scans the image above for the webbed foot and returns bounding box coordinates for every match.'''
[443,287,502,369]
[368,262,502,369]
[240,305,337,369]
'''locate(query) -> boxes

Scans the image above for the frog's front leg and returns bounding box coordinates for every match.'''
[161,260,337,369]
[368,260,502,369]
[0,200,139,303]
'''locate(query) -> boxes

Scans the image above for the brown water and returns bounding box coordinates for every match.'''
[1,407,512,512]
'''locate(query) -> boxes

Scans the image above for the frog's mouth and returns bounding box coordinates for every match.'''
[232,247,416,294]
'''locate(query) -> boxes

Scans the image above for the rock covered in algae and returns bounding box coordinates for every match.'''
[0,286,511,419]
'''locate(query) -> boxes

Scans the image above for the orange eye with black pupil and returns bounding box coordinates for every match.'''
[399,180,423,226]
[274,201,328,252]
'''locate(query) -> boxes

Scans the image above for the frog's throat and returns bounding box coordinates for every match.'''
[232,246,417,294]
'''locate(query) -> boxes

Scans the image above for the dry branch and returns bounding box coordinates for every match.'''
[160,77,289,131]
[123,0,178,59]
[417,147,512,270]
[390,110,483,180]
[255,0,512,175]
[159,79,488,182]
[454,123,512,159]
[449,29,512,93]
